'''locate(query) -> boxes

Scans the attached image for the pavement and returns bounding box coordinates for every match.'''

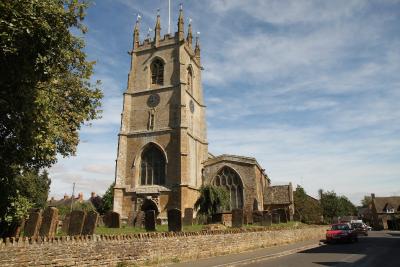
[166,231,400,267]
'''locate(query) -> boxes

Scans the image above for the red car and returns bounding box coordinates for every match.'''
[326,223,358,243]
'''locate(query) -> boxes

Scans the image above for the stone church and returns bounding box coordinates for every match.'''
[113,8,293,222]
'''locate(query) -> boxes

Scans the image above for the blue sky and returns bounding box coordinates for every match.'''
[49,0,400,205]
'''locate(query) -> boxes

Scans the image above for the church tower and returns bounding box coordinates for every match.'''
[113,8,208,221]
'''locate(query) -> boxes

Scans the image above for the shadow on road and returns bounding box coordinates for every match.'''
[299,233,400,267]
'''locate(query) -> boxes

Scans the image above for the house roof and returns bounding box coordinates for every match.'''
[264,184,293,205]
[373,196,400,213]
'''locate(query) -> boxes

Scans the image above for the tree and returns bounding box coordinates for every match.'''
[90,182,114,215]
[293,185,322,224]
[361,196,372,208]
[319,190,339,223]
[15,169,51,209]
[0,0,102,236]
[319,189,357,223]
[102,182,114,213]
[194,185,230,218]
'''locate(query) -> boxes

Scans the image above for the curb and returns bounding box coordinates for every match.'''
[212,242,324,267]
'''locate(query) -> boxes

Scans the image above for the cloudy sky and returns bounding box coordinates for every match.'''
[49,0,400,205]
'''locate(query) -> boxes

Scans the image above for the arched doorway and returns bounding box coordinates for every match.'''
[141,199,159,216]
[212,166,244,210]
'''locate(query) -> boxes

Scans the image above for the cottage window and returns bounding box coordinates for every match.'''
[140,145,166,185]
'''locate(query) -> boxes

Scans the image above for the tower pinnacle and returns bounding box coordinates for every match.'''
[178,4,184,40]
[154,9,161,46]
[133,14,141,49]
[186,18,193,48]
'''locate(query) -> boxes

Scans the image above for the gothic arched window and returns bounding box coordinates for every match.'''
[151,59,164,85]
[187,67,193,94]
[212,167,244,210]
[140,144,166,185]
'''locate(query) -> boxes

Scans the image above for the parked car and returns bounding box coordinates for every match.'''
[351,222,368,236]
[326,223,358,243]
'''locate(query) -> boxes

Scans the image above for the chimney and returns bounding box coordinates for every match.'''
[78,192,83,201]
[371,193,375,199]
[63,194,69,200]
[91,192,96,198]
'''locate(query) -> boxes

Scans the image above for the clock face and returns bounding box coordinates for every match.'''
[189,100,195,113]
[147,93,160,107]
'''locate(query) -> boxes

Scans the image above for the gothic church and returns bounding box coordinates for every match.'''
[113,8,293,222]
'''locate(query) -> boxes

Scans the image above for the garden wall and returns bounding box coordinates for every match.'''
[0,226,326,266]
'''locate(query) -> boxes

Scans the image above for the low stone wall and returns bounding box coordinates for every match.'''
[0,226,326,266]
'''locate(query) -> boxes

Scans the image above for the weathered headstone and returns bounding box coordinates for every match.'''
[24,210,43,238]
[145,210,156,231]
[11,218,25,237]
[252,211,263,225]
[168,208,182,232]
[104,211,120,228]
[279,212,288,223]
[135,211,144,228]
[261,213,272,226]
[61,214,71,234]
[232,209,244,228]
[183,208,194,226]
[39,207,59,238]
[244,211,253,225]
[272,213,280,224]
[68,210,86,236]
[82,211,99,235]
[127,211,137,226]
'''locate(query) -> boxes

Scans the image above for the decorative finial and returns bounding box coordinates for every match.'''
[147,27,152,39]
[136,13,142,22]
[180,3,183,11]
[157,8,160,16]
[189,18,192,24]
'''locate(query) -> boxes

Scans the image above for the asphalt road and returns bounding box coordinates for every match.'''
[168,231,400,267]
[246,231,400,267]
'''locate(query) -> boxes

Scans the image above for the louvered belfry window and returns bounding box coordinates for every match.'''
[140,144,166,185]
[212,167,244,210]
[151,59,164,85]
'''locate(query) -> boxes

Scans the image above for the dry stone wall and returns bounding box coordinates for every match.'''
[0,226,326,266]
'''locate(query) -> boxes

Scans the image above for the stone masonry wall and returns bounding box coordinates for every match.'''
[0,226,326,266]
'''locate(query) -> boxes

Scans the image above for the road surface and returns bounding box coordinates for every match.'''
[168,231,400,267]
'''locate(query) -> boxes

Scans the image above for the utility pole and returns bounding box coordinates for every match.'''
[70,182,75,212]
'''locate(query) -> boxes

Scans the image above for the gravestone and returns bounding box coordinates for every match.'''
[272,213,280,224]
[39,207,59,238]
[135,211,144,228]
[24,210,43,238]
[127,211,136,226]
[104,211,120,228]
[232,209,244,228]
[276,209,288,223]
[261,213,272,226]
[168,208,182,232]
[68,210,86,236]
[244,211,253,225]
[82,211,99,235]
[10,218,25,237]
[252,211,263,225]
[183,208,194,226]
[61,214,71,234]
[145,210,156,231]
